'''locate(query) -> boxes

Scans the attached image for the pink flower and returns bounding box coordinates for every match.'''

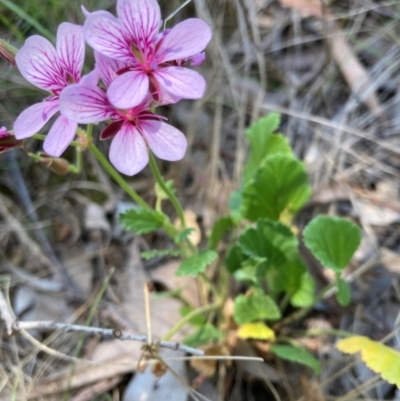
[59,54,187,176]
[0,127,23,153]
[84,0,212,109]
[13,23,85,157]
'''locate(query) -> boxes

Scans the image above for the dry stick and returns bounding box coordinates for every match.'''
[0,290,13,336]
[11,321,204,356]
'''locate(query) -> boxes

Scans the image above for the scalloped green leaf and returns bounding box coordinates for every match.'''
[238,219,298,270]
[242,154,311,222]
[290,272,315,308]
[303,215,362,272]
[176,250,218,277]
[271,344,321,374]
[336,277,351,306]
[225,244,246,273]
[209,216,234,250]
[244,113,293,183]
[234,293,281,324]
[120,208,164,235]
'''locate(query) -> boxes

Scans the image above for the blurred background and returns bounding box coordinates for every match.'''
[2,0,400,400]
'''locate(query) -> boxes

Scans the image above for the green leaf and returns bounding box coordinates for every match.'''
[274,258,306,295]
[336,277,351,306]
[180,306,207,327]
[120,208,164,235]
[183,324,223,348]
[238,219,298,270]
[271,345,321,374]
[290,272,315,308]
[228,190,243,223]
[175,228,195,243]
[234,293,281,324]
[234,256,268,285]
[155,179,175,201]
[225,244,246,273]
[140,249,181,260]
[208,216,234,250]
[242,154,311,222]
[244,113,293,183]
[303,215,362,272]
[337,336,400,387]
[176,250,218,277]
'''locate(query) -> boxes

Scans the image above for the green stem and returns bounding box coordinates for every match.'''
[89,143,150,210]
[148,150,185,228]
[68,147,82,174]
[33,134,82,148]
[162,301,221,341]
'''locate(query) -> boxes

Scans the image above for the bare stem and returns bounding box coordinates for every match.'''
[11,320,204,355]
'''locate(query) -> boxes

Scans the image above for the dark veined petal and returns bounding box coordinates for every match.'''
[156,19,212,63]
[117,0,161,48]
[56,22,85,83]
[43,116,77,157]
[16,36,65,91]
[140,120,187,161]
[84,11,132,61]
[14,100,60,139]
[60,84,115,124]
[109,122,149,176]
[107,71,149,109]
[154,66,206,99]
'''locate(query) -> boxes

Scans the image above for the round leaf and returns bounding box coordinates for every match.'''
[303,215,361,272]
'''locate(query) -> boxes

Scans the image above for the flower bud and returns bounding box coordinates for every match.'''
[37,153,71,175]
[0,127,23,153]
[0,39,17,67]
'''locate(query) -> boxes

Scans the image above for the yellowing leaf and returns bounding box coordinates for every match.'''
[337,336,400,388]
[237,322,276,341]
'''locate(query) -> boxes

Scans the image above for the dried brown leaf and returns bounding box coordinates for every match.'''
[278,0,322,17]
[190,344,230,377]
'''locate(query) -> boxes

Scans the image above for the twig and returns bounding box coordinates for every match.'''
[0,290,13,335]
[11,320,204,356]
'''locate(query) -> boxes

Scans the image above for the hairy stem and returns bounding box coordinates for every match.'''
[89,142,150,210]
[162,301,221,341]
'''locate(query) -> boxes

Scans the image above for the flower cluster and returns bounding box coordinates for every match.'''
[13,0,211,175]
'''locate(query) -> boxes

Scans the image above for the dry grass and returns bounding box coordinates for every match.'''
[1,0,400,400]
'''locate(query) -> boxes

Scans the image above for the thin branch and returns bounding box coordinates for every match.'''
[0,290,13,335]
[11,320,204,356]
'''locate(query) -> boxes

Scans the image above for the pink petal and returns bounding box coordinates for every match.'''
[156,19,212,63]
[14,100,60,139]
[80,68,99,87]
[15,36,65,91]
[107,71,149,109]
[56,23,85,83]
[81,5,91,18]
[43,116,77,157]
[94,51,129,88]
[109,122,149,176]
[84,11,132,61]
[140,120,187,161]
[117,0,161,48]
[60,84,115,123]
[154,67,206,99]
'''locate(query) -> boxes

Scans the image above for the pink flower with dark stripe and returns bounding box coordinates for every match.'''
[13,23,85,157]
[84,0,212,109]
[60,53,187,176]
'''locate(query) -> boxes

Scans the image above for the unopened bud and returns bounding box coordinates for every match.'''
[0,39,17,67]
[37,152,71,175]
[0,127,23,153]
